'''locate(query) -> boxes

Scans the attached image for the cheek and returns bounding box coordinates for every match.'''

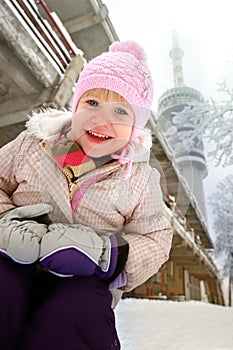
[71,113,84,138]
[71,119,78,138]
[116,125,133,141]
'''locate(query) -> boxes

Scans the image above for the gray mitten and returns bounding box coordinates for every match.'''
[0,203,52,264]
[39,222,129,282]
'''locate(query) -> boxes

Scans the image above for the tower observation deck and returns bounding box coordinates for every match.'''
[158,31,208,219]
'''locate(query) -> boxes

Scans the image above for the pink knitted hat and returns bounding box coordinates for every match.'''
[72,40,153,138]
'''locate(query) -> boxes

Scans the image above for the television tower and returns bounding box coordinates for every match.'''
[158,30,208,219]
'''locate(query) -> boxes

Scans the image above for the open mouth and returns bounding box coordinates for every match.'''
[86,130,113,142]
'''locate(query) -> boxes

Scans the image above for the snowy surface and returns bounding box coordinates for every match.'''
[115,299,233,350]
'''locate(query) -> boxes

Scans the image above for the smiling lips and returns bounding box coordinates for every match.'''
[86,130,112,142]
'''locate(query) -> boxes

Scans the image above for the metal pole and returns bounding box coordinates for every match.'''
[229,253,232,307]
[36,0,77,56]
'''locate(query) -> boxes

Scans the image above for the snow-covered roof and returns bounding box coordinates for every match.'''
[148,115,214,249]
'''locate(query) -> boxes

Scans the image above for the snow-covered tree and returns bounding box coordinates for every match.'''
[209,174,233,305]
[172,81,233,167]
[209,174,233,278]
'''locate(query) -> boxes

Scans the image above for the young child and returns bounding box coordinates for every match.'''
[0,40,173,350]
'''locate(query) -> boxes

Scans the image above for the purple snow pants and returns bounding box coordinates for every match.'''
[0,256,120,350]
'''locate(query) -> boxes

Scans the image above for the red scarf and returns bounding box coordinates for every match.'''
[51,137,96,181]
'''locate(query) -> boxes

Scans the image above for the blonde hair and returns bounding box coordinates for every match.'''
[81,88,126,103]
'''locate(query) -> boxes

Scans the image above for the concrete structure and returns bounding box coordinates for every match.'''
[126,33,223,304]
[0,0,118,146]
[126,121,224,304]
[0,1,225,305]
[157,31,208,220]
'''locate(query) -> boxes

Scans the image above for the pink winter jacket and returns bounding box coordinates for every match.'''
[0,110,173,301]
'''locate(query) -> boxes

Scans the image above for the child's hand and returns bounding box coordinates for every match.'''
[0,203,52,263]
[39,223,129,282]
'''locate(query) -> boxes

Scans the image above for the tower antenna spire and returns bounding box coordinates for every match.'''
[169,30,184,86]
[158,30,208,219]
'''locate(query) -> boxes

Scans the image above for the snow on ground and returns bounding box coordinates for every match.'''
[115,298,233,350]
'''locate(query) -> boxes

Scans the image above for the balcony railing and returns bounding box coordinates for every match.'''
[4,0,82,75]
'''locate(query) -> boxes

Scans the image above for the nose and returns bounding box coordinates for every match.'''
[91,105,112,127]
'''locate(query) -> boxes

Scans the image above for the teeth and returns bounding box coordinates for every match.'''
[88,130,109,139]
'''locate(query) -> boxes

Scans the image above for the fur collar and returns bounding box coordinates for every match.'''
[25,109,152,162]
[26,109,72,139]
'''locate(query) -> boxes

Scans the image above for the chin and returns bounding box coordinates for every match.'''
[87,150,109,158]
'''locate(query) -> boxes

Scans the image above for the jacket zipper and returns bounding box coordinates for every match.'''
[39,140,77,198]
[39,140,122,199]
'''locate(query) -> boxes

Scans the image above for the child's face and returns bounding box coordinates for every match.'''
[71,89,135,158]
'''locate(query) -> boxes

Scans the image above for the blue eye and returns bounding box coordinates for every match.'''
[115,108,127,115]
[88,100,99,107]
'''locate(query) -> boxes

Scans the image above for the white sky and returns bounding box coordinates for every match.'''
[104,0,233,108]
[115,299,233,349]
[104,0,233,234]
